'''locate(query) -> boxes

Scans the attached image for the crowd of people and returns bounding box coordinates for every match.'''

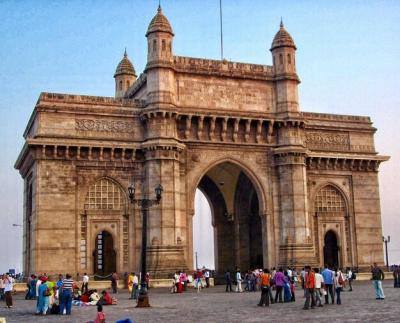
[221,265,358,308]
[0,261,394,319]
[0,271,116,320]
[169,268,211,293]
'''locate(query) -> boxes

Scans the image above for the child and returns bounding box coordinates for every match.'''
[87,304,106,323]
[290,278,296,302]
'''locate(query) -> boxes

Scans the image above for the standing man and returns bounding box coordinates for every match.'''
[371,263,385,300]
[82,272,89,294]
[273,268,285,303]
[0,274,5,301]
[111,272,118,294]
[346,267,353,291]
[131,273,139,300]
[204,269,210,288]
[3,273,13,308]
[235,268,243,293]
[303,266,316,310]
[257,269,271,307]
[321,265,335,304]
[59,274,74,315]
[314,268,324,307]
[225,269,232,292]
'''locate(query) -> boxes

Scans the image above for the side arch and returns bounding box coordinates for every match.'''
[312,182,353,268]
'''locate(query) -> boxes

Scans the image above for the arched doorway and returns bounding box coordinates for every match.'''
[194,161,263,275]
[93,231,116,276]
[324,230,339,269]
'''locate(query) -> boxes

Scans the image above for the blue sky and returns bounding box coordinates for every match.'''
[0,0,399,273]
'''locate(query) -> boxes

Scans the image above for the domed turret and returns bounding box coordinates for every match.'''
[146,5,174,65]
[270,20,297,75]
[114,49,137,98]
[270,20,300,113]
[146,5,174,37]
[271,21,296,51]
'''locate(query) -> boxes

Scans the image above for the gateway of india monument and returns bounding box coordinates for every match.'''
[15,6,388,278]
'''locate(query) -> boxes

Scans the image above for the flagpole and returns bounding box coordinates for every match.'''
[219,0,223,60]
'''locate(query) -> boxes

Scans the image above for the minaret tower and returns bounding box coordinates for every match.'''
[114,49,137,98]
[270,20,300,114]
[145,5,175,104]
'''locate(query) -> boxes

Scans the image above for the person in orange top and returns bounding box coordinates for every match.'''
[303,266,316,310]
[257,268,271,307]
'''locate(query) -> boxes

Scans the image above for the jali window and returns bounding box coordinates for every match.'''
[84,178,125,210]
[314,185,345,213]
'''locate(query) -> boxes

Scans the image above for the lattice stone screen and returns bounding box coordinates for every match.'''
[314,185,345,213]
[84,178,125,210]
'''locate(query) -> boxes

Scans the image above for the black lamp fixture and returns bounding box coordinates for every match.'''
[128,181,163,308]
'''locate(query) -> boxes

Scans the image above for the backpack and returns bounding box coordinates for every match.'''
[43,287,51,297]
[352,272,356,280]
[338,273,344,285]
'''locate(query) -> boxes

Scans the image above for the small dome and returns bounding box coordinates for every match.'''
[146,5,174,37]
[114,50,136,77]
[270,21,296,51]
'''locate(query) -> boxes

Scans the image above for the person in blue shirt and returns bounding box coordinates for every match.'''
[321,265,335,304]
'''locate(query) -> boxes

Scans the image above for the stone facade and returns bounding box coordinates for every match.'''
[15,7,388,277]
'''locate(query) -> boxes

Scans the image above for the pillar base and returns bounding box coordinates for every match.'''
[136,294,150,308]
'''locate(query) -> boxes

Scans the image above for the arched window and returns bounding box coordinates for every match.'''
[287,53,291,64]
[153,39,157,52]
[273,56,275,65]
[84,178,126,210]
[314,185,345,213]
[162,39,166,51]
[126,80,130,88]
[279,54,283,64]
[119,81,122,91]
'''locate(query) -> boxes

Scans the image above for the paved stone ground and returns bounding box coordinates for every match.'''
[0,280,398,323]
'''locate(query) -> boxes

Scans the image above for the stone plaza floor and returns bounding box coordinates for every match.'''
[0,280,398,323]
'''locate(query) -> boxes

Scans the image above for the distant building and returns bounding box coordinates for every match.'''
[15,6,388,277]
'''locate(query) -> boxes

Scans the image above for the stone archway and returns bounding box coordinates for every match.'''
[194,161,264,275]
[93,230,117,276]
[324,230,339,269]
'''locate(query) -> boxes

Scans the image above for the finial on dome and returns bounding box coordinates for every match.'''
[158,1,162,13]
[280,17,284,28]
[124,48,127,57]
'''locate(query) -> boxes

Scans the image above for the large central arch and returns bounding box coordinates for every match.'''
[192,161,266,275]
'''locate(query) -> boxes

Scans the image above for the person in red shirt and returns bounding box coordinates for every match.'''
[303,266,316,310]
[97,290,112,305]
[86,304,106,323]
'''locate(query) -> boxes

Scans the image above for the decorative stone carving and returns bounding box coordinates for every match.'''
[76,119,135,133]
[305,131,349,150]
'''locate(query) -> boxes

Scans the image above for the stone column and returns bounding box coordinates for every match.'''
[274,149,316,267]
[143,145,188,278]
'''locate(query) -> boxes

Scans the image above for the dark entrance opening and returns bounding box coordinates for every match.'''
[93,231,116,276]
[324,230,339,269]
[195,162,263,277]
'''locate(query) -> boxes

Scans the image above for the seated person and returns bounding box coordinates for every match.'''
[97,290,113,306]
[80,293,90,303]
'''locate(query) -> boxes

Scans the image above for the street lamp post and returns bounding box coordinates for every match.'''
[382,235,390,269]
[128,183,163,308]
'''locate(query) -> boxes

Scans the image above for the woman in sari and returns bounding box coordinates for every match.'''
[36,276,50,315]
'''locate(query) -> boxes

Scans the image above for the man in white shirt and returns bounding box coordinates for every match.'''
[346,267,353,291]
[131,273,139,299]
[82,273,89,293]
[314,268,325,307]
[4,273,14,308]
[204,270,210,288]
[235,269,243,292]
